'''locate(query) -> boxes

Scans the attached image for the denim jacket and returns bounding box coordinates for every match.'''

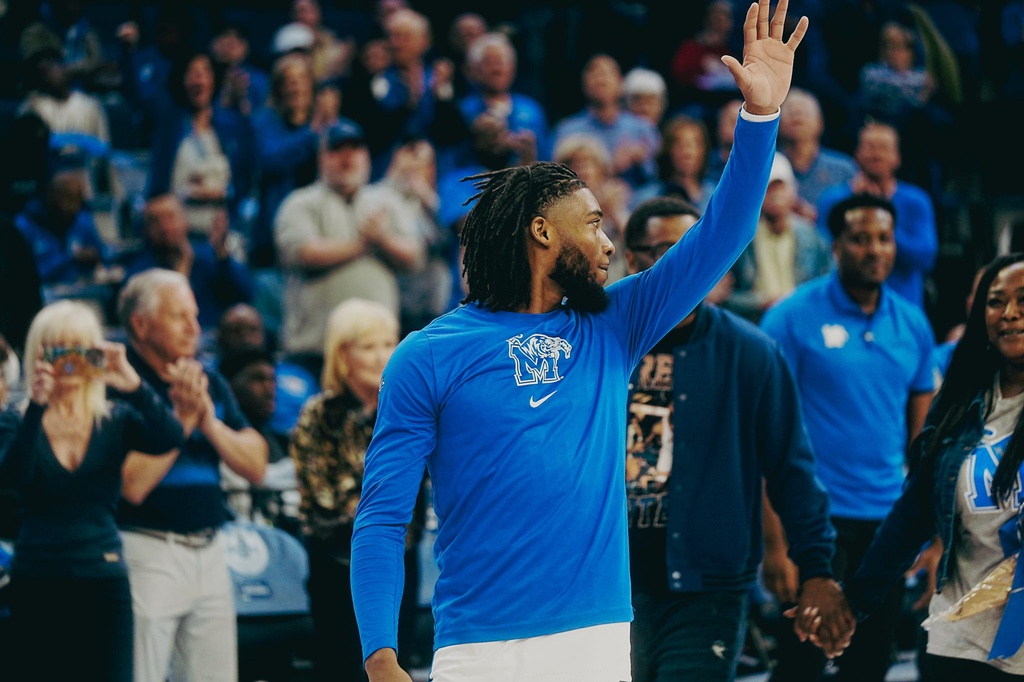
[846,389,1024,618]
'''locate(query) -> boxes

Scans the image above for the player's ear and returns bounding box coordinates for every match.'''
[528,215,553,249]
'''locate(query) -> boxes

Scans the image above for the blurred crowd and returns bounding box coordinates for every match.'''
[0,0,1023,680]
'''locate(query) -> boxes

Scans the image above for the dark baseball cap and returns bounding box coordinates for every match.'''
[323,120,366,150]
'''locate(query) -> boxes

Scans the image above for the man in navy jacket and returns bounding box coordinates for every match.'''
[623,196,852,681]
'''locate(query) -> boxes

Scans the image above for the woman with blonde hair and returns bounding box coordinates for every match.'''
[0,300,187,681]
[291,297,422,679]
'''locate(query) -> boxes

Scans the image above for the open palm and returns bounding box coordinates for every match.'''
[721,0,809,113]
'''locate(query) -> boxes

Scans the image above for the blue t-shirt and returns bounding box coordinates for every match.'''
[350,111,777,660]
[760,274,936,520]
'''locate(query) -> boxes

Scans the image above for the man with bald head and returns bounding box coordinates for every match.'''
[15,168,109,284]
[777,87,856,220]
[125,193,253,328]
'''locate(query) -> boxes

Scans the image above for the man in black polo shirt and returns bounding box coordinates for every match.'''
[115,268,268,682]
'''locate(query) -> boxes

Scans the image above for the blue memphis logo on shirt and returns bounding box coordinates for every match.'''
[507,333,573,386]
[965,430,1024,513]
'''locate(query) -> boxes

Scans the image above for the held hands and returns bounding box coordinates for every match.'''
[97,341,142,393]
[784,577,856,659]
[721,0,809,115]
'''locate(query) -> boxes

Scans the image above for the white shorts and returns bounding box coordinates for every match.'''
[429,622,632,682]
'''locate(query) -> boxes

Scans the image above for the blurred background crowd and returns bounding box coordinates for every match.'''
[0,0,1022,680]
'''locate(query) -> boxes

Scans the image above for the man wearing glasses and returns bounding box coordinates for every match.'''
[623,196,851,682]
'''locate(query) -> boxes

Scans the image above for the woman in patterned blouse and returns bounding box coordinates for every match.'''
[291,297,421,680]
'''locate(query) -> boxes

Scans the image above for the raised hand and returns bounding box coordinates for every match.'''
[721,0,809,114]
[98,341,142,393]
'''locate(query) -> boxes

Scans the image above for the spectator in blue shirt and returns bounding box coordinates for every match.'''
[458,32,550,165]
[761,193,936,682]
[124,194,253,329]
[552,53,660,190]
[210,22,271,118]
[146,49,255,237]
[249,52,339,268]
[817,120,938,311]
[15,169,108,285]
[777,87,857,222]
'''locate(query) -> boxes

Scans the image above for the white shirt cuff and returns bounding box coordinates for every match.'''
[739,105,781,122]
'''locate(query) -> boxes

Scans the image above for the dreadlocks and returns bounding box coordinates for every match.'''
[460,162,586,311]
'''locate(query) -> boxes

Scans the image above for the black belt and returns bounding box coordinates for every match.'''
[122,526,219,550]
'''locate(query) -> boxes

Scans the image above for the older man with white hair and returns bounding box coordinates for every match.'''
[114,267,268,682]
[458,31,550,162]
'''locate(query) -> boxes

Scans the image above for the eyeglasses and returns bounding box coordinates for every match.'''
[627,241,676,260]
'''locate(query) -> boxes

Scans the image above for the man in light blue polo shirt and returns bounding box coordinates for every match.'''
[760,193,936,682]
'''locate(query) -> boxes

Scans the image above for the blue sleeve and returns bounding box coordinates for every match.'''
[212,255,256,306]
[351,331,436,662]
[910,308,937,394]
[253,110,319,177]
[146,104,182,199]
[894,189,938,277]
[209,371,252,432]
[758,342,835,580]
[604,113,776,367]
[759,301,806,387]
[121,381,186,455]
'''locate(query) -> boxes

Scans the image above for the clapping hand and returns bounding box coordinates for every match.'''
[167,358,209,437]
[721,0,809,115]
[97,341,142,394]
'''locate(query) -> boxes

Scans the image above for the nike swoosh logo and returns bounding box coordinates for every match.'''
[529,391,557,408]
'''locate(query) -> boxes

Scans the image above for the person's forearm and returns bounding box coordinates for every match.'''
[762,490,789,556]
[373,233,425,272]
[122,450,180,505]
[297,238,367,271]
[203,423,268,484]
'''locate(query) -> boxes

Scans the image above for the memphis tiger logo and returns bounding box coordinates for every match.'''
[507,333,573,386]
[964,430,1024,512]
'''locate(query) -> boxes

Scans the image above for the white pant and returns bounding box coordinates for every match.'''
[121,530,238,682]
[430,622,632,682]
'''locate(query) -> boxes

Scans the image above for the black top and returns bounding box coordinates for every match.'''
[0,382,184,578]
[116,347,251,534]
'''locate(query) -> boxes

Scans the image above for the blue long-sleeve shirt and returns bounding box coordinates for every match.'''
[350,110,777,661]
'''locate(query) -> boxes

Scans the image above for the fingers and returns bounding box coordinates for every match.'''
[757,0,770,40]
[742,2,759,47]
[770,0,789,39]
[785,15,809,51]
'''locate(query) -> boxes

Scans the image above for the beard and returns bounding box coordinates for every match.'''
[550,240,609,313]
